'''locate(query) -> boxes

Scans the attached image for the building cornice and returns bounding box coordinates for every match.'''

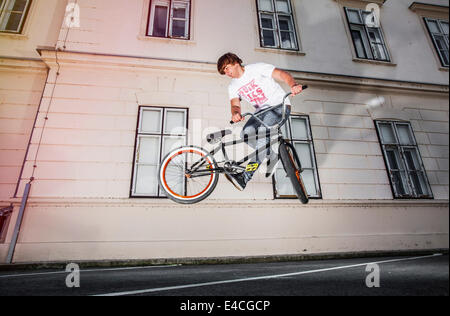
[0,55,48,71]
[334,0,387,7]
[409,2,449,14]
[36,48,449,94]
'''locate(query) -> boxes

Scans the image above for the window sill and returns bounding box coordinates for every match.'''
[137,35,196,46]
[352,57,397,66]
[0,32,28,40]
[255,47,306,56]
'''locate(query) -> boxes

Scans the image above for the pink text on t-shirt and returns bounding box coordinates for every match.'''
[238,79,268,107]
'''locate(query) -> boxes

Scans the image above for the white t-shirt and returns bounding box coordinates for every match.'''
[228,63,290,110]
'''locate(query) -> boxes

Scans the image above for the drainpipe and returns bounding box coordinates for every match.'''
[6,54,49,263]
[6,182,31,264]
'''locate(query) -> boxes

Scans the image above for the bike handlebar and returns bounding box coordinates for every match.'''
[229,85,308,130]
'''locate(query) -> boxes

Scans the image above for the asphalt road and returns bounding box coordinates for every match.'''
[0,253,448,298]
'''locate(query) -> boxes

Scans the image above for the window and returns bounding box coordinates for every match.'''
[375,121,433,199]
[256,0,298,50]
[147,0,191,39]
[274,115,321,199]
[424,18,449,67]
[0,205,12,243]
[0,0,31,33]
[131,107,188,197]
[344,7,390,62]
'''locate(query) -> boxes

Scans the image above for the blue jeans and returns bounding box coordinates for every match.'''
[240,105,291,181]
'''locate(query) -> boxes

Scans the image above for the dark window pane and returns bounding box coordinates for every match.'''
[0,215,5,235]
[403,150,417,170]
[5,12,22,31]
[153,6,168,37]
[172,20,185,37]
[261,17,273,29]
[279,19,289,30]
[410,172,423,195]
[392,171,407,195]
[351,30,366,58]
[441,49,449,66]
[435,35,445,49]
[262,29,275,46]
[386,149,399,169]
[173,7,186,19]
[12,0,27,12]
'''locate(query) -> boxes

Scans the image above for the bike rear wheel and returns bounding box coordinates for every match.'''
[159,146,219,204]
[279,140,309,204]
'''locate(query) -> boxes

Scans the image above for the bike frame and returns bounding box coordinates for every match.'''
[187,102,292,178]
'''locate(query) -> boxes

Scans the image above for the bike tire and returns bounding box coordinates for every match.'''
[279,140,309,204]
[158,146,219,204]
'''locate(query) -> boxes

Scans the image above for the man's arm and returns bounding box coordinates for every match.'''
[230,97,244,123]
[272,68,303,96]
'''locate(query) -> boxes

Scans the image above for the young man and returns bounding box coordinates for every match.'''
[217,52,304,191]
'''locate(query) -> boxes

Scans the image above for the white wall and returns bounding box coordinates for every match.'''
[0,0,66,200]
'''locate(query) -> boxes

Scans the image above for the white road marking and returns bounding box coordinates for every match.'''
[0,264,180,279]
[94,253,443,296]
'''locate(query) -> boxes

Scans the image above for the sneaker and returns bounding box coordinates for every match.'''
[225,172,247,191]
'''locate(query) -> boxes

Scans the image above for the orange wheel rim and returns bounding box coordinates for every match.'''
[289,151,307,193]
[162,149,214,199]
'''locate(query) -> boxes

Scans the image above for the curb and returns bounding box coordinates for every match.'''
[0,248,447,272]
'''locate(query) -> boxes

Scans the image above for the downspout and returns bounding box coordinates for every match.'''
[6,183,31,263]
[6,47,60,263]
[6,0,72,264]
[6,60,49,264]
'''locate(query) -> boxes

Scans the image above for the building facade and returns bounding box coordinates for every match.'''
[0,0,448,263]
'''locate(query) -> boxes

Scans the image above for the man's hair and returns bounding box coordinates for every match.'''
[217,52,243,75]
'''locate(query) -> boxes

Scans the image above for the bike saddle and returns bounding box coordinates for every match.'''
[206,129,232,144]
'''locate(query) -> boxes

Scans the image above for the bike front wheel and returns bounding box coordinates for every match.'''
[158,146,219,204]
[279,140,309,204]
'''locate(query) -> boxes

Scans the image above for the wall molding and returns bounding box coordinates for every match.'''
[36,48,449,94]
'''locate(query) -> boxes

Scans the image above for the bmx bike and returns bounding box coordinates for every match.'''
[158,86,309,204]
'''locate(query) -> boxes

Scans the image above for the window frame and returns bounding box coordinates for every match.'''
[130,106,189,198]
[0,0,32,34]
[374,120,434,199]
[344,7,391,62]
[0,205,12,244]
[273,114,322,199]
[256,0,299,51]
[146,0,191,40]
[424,17,449,68]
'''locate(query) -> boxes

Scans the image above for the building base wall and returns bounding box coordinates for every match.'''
[1,199,447,263]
